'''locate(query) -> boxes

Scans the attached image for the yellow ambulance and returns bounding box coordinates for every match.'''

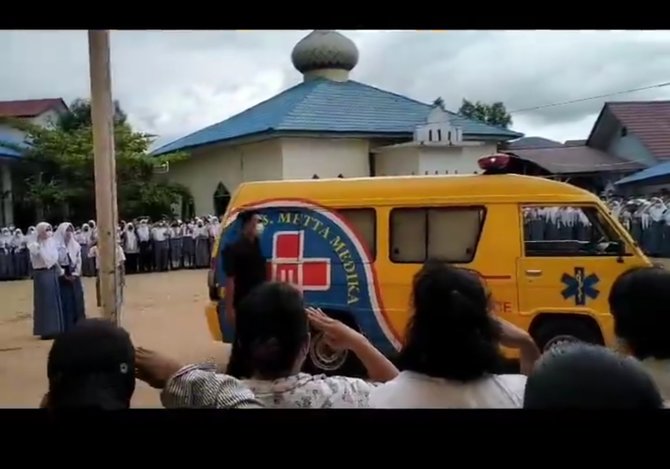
[205,154,651,375]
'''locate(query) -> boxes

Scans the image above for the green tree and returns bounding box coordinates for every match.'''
[458,99,513,128]
[58,98,128,132]
[433,96,445,109]
[1,99,188,224]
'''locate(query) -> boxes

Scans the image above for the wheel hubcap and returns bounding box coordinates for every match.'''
[543,335,580,352]
[309,333,348,371]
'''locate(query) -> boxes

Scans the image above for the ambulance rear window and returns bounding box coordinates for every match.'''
[337,208,377,260]
[390,207,485,264]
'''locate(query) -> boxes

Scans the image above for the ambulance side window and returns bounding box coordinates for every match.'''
[337,208,377,260]
[390,207,485,263]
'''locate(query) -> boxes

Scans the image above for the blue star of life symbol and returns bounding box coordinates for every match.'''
[561,267,600,306]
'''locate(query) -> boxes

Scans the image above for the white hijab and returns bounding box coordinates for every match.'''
[649,198,667,222]
[33,222,59,269]
[0,228,10,248]
[54,222,81,263]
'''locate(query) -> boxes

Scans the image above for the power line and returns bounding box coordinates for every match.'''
[509,81,670,115]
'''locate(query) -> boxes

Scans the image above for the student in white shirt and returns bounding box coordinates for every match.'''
[89,239,126,309]
[29,222,65,339]
[54,222,86,329]
[369,259,540,409]
[609,266,670,406]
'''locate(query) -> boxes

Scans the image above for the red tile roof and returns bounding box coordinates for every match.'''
[607,101,670,160]
[0,98,66,118]
[507,146,643,175]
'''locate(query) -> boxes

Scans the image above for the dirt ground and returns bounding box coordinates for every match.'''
[0,269,230,408]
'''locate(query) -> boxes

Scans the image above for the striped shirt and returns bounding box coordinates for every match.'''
[161,364,263,409]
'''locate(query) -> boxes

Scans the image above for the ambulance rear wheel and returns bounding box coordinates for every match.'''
[532,316,603,352]
[303,311,366,378]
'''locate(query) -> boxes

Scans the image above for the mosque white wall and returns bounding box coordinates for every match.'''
[418,143,497,175]
[165,139,282,215]
[374,146,420,176]
[279,137,370,179]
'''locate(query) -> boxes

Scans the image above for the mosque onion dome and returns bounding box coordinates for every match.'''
[291,30,359,76]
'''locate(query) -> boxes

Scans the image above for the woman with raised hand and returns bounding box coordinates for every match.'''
[28,222,65,340]
[137,281,398,408]
[54,222,86,329]
[369,259,540,408]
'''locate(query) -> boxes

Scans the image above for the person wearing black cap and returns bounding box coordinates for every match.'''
[523,342,663,409]
[42,318,136,410]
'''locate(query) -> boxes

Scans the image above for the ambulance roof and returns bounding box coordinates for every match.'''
[234,174,597,207]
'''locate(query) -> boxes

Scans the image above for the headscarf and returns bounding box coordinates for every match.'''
[54,222,81,264]
[26,226,37,243]
[32,222,59,269]
[11,228,24,249]
[649,197,667,223]
[123,223,138,251]
[0,227,11,248]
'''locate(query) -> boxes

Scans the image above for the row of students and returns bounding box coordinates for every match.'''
[0,215,221,281]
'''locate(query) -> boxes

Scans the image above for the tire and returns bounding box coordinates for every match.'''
[301,310,366,378]
[532,316,603,352]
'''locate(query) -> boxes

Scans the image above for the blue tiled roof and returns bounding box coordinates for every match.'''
[152,79,523,156]
[615,161,670,185]
[0,128,27,159]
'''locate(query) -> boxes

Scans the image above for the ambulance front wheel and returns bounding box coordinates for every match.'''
[304,311,366,378]
[531,315,604,352]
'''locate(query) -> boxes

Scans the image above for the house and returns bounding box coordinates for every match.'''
[152,30,522,217]
[502,100,670,194]
[0,98,69,226]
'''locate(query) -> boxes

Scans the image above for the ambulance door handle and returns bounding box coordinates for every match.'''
[525,269,543,277]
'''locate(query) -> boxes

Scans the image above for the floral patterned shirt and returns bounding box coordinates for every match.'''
[243,372,379,408]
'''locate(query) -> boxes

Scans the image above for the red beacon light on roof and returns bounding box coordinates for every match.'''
[478,153,512,173]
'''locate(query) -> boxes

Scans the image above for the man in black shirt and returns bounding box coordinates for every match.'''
[222,210,267,326]
[222,210,267,378]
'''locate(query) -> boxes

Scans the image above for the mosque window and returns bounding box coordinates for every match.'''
[428,129,434,142]
[437,129,442,141]
[389,207,485,263]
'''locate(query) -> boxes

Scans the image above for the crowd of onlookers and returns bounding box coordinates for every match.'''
[42,260,670,410]
[0,216,221,281]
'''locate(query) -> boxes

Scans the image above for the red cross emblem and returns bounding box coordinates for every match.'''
[270,231,331,291]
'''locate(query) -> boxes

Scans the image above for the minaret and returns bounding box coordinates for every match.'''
[291,30,359,82]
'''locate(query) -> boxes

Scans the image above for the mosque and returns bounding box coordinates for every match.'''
[153,30,523,217]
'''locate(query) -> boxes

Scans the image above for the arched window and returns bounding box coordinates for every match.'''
[213,182,231,216]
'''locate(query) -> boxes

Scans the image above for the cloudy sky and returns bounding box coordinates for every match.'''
[2,30,669,147]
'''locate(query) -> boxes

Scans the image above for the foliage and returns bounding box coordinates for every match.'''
[0,99,189,224]
[458,99,513,129]
[433,96,445,109]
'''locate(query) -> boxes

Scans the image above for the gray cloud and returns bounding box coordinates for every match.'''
[1,30,669,146]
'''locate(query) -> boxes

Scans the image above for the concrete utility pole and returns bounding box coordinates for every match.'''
[88,30,122,326]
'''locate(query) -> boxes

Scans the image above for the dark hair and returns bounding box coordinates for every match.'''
[238,210,259,227]
[47,319,136,410]
[609,266,670,360]
[397,259,503,382]
[524,343,662,409]
[226,282,309,380]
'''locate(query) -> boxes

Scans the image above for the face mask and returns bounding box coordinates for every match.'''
[256,222,265,236]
